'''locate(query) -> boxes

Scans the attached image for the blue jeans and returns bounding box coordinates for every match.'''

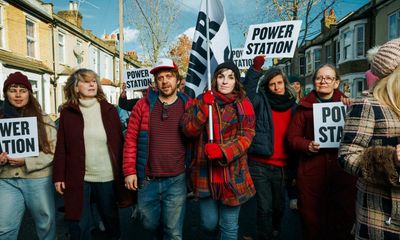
[249,160,285,240]
[199,197,241,240]
[68,181,120,240]
[0,176,56,240]
[138,173,186,240]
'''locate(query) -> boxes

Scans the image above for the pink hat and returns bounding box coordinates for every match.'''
[150,58,178,74]
[371,38,400,78]
[365,70,379,89]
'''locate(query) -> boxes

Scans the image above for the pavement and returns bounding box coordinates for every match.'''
[18,194,302,240]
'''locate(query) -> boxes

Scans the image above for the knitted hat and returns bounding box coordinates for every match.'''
[288,75,302,84]
[214,61,240,81]
[371,38,400,78]
[3,72,32,93]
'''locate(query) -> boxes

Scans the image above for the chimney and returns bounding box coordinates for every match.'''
[57,1,83,28]
[321,9,337,34]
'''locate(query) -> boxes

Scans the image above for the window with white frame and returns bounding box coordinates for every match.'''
[306,51,312,74]
[343,31,352,60]
[58,32,65,63]
[26,18,36,57]
[388,10,400,40]
[325,44,332,63]
[0,5,4,48]
[314,48,321,70]
[356,25,365,57]
[355,78,364,97]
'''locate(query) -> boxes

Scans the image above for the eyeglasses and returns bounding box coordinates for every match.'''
[315,75,336,83]
[162,102,169,120]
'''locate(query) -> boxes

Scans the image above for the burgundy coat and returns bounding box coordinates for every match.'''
[53,100,132,220]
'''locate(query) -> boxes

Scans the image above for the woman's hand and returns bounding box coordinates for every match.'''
[8,157,25,167]
[0,152,8,165]
[308,141,320,153]
[340,96,352,106]
[54,182,66,195]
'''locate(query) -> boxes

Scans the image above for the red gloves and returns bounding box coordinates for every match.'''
[253,55,265,71]
[199,90,214,117]
[204,143,224,159]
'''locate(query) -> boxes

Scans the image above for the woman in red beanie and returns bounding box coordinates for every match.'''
[0,71,57,240]
[181,61,256,240]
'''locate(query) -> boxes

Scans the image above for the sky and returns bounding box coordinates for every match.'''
[47,0,369,61]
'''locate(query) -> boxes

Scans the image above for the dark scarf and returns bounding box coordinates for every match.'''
[265,90,296,112]
[2,99,22,118]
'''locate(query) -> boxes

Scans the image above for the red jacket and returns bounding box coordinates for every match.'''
[53,100,131,220]
[123,89,192,186]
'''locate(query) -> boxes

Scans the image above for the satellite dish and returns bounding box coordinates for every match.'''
[73,45,84,64]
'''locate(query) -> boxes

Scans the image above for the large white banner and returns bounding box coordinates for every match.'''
[313,102,346,148]
[123,68,152,91]
[244,20,302,58]
[0,117,39,158]
[185,0,232,98]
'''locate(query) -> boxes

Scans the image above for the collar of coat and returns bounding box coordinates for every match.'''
[298,89,345,109]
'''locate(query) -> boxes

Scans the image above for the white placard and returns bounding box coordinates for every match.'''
[232,48,253,70]
[0,117,39,158]
[123,68,152,91]
[313,102,346,148]
[243,20,302,58]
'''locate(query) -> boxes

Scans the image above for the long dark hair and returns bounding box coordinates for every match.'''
[211,67,246,100]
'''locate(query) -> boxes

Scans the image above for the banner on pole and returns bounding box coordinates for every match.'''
[185,0,232,98]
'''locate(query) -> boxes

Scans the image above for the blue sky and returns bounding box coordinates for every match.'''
[47,0,369,60]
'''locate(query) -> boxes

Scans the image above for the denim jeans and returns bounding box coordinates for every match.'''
[199,197,241,240]
[137,173,186,240]
[0,176,56,240]
[249,160,285,240]
[68,181,120,240]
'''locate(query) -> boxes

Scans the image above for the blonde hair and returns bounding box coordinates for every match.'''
[63,69,106,106]
[373,66,400,117]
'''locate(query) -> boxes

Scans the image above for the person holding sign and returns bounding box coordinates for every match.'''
[338,38,400,239]
[0,72,57,240]
[53,69,130,240]
[123,58,191,240]
[181,62,256,240]
[287,64,357,240]
[244,62,299,239]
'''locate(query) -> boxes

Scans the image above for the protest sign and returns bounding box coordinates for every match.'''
[243,20,302,58]
[123,68,152,91]
[0,117,39,158]
[232,48,253,70]
[313,102,346,148]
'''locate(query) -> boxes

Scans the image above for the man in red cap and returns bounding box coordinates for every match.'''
[123,58,192,239]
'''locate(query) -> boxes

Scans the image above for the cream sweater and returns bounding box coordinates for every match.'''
[79,98,113,182]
